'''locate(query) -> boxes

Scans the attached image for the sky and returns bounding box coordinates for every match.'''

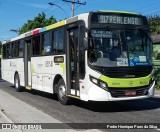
[0,0,160,42]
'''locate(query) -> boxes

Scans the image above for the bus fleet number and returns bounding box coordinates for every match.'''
[45,61,53,67]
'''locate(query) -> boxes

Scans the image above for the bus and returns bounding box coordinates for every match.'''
[1,10,155,105]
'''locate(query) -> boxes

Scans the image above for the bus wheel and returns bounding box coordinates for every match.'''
[57,79,70,105]
[14,74,23,92]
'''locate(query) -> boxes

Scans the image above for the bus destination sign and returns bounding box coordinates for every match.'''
[97,15,143,25]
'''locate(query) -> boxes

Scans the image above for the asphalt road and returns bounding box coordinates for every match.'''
[0,79,160,125]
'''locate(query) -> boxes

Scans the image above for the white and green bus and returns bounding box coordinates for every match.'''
[1,11,155,104]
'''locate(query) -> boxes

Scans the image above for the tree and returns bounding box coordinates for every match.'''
[148,15,160,35]
[19,12,57,34]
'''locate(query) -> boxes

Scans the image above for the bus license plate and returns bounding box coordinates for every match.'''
[125,90,136,96]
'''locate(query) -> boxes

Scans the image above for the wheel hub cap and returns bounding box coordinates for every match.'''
[59,85,66,100]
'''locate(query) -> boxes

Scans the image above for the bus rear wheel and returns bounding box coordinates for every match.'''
[14,74,23,92]
[57,79,70,105]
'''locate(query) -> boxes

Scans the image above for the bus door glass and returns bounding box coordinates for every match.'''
[24,39,31,86]
[68,28,80,96]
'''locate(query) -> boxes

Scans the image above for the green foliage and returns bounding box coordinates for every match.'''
[148,15,160,35]
[19,12,57,34]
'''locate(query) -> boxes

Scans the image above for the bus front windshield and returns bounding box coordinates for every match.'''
[88,29,152,67]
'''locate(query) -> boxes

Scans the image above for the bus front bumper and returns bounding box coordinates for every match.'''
[88,81,155,101]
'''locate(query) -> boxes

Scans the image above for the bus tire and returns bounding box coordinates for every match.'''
[57,79,70,105]
[14,74,23,92]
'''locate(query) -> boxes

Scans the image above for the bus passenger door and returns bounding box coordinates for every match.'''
[24,39,32,88]
[67,28,80,97]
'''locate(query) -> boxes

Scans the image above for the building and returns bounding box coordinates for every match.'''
[152,34,160,44]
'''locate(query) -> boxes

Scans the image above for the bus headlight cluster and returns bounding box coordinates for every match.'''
[89,75,108,90]
[100,82,107,88]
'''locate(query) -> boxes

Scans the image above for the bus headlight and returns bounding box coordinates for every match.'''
[100,82,107,89]
[91,78,98,84]
[89,75,108,90]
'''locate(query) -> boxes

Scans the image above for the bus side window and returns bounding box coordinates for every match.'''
[52,28,64,54]
[52,30,57,53]
[57,28,64,53]
[6,43,11,58]
[32,36,40,56]
[19,40,24,58]
[41,32,51,55]
[2,45,7,59]
[11,43,14,58]
[12,42,19,58]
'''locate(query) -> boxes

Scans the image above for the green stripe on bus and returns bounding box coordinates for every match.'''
[99,74,152,88]
[46,21,65,30]
[99,10,139,15]
[60,63,65,75]
[31,65,35,73]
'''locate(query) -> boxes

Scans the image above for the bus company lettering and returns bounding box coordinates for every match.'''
[10,61,16,67]
[112,82,120,86]
[140,81,147,85]
[98,15,141,25]
[45,61,53,67]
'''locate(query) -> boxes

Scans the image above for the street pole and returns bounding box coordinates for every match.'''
[71,0,75,17]
[62,0,86,17]
[10,29,19,35]
[48,2,69,17]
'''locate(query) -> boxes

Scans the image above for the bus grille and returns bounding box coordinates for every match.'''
[109,87,149,98]
[104,67,152,78]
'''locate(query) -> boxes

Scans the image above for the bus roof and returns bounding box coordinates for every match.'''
[99,10,139,15]
[2,10,141,44]
[2,15,80,44]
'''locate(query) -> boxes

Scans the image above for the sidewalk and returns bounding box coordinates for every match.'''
[0,89,62,132]
[155,89,160,97]
[0,89,101,132]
